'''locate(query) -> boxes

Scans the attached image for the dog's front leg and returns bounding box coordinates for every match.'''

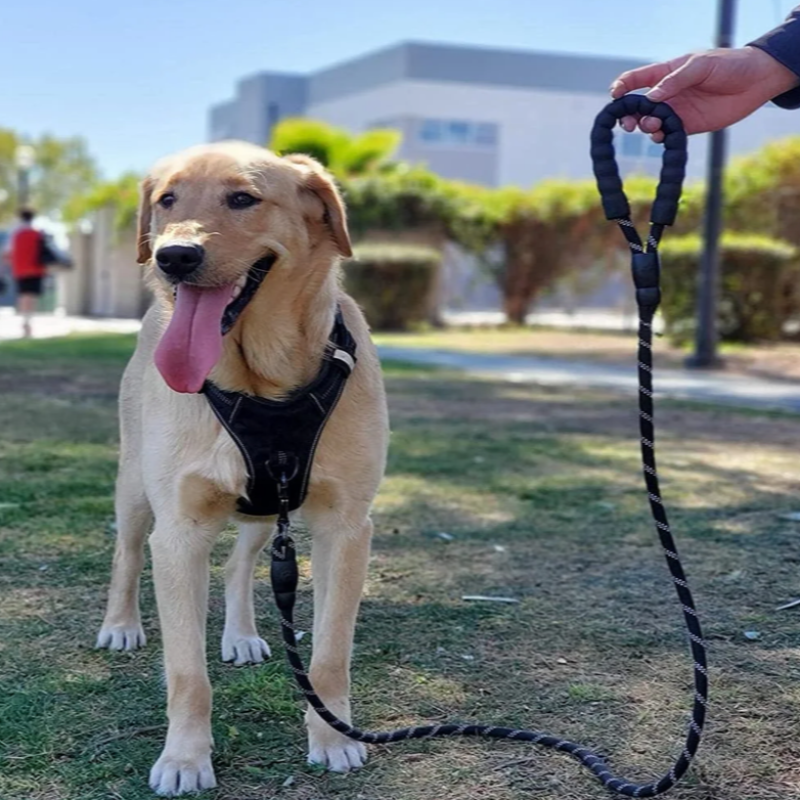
[148,516,221,796]
[303,507,373,772]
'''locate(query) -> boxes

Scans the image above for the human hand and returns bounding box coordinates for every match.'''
[610,46,799,141]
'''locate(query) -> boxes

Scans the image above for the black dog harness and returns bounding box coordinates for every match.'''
[202,309,356,517]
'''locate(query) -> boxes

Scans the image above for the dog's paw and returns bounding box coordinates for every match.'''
[221,630,270,666]
[307,711,367,772]
[96,622,146,651]
[308,737,367,772]
[149,750,216,796]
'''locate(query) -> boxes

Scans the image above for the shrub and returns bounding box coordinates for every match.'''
[725,136,800,247]
[269,119,400,178]
[344,243,442,331]
[342,165,458,239]
[659,232,799,343]
[461,180,614,324]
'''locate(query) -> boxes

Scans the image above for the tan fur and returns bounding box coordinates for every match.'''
[96,141,388,796]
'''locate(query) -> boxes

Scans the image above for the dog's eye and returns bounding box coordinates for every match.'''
[158,193,176,209]
[227,192,261,210]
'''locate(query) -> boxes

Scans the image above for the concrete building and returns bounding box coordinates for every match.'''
[209,40,800,189]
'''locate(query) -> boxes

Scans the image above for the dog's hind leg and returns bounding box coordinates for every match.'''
[96,459,152,651]
[302,504,373,773]
[221,519,273,665]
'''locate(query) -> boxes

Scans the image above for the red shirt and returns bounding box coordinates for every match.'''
[10,227,45,279]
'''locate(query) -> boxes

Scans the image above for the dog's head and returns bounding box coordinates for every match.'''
[137,141,351,393]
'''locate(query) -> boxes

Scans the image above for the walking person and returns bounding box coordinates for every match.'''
[3,208,47,338]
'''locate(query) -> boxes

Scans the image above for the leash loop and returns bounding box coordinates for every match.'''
[591,95,688,322]
[590,94,687,226]
[265,97,707,797]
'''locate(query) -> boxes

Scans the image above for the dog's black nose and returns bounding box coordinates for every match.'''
[155,244,205,278]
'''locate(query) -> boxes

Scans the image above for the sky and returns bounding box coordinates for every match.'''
[1,0,796,179]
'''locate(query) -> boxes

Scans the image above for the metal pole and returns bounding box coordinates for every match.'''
[686,0,735,369]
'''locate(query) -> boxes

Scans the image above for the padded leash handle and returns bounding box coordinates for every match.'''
[591,95,688,225]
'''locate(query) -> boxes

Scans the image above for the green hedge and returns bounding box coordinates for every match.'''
[660,233,799,343]
[344,243,441,331]
[342,166,457,239]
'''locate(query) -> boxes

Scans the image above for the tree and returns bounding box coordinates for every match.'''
[0,128,98,221]
[62,173,141,232]
[269,119,401,178]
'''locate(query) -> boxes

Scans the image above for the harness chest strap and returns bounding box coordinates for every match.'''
[201,308,357,517]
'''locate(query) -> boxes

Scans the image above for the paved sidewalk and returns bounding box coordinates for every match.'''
[443,308,659,332]
[378,346,800,414]
[0,309,141,341]
[2,311,796,413]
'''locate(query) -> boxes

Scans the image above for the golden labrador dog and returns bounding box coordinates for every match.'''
[95,142,388,795]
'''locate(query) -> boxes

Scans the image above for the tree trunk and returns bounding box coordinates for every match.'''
[500,222,540,325]
[502,289,530,325]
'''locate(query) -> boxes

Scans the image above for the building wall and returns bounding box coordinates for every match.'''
[209,101,237,141]
[213,43,800,189]
[308,79,649,185]
[309,77,800,187]
[365,114,500,184]
[209,73,307,145]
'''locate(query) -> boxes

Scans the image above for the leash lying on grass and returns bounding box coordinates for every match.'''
[268,95,707,798]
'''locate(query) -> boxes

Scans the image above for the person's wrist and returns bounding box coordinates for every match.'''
[745,45,800,97]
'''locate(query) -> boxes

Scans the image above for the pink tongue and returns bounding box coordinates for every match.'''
[155,283,233,393]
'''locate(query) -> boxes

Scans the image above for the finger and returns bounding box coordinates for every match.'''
[611,58,685,97]
[647,53,713,102]
[619,115,638,132]
[639,116,662,133]
[650,131,665,144]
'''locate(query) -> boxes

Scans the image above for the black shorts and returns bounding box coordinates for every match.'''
[16,277,43,295]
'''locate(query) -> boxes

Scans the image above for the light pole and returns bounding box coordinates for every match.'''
[15,144,36,209]
[686,0,736,369]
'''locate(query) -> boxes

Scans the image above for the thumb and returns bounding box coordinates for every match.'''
[647,55,710,102]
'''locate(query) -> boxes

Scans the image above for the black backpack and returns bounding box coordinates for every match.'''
[38,233,71,268]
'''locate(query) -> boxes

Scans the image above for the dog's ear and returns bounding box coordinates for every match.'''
[285,154,352,258]
[136,177,155,264]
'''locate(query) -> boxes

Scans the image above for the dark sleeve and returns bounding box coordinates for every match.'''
[749,6,800,109]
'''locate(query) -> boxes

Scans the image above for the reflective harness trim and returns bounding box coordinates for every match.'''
[202,309,357,517]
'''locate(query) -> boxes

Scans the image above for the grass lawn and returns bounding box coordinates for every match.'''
[374,327,800,383]
[2,334,800,799]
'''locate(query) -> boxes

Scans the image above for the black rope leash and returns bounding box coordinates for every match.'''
[268,94,707,797]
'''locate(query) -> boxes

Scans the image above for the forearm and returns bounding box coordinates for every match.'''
[749,6,800,108]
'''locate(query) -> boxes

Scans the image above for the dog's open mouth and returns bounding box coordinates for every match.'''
[155,253,277,394]
[220,254,276,335]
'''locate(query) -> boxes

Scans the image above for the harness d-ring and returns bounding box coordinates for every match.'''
[267,95,707,798]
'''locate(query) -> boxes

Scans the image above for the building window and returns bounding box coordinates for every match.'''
[448,120,470,144]
[418,118,497,148]
[420,119,443,142]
